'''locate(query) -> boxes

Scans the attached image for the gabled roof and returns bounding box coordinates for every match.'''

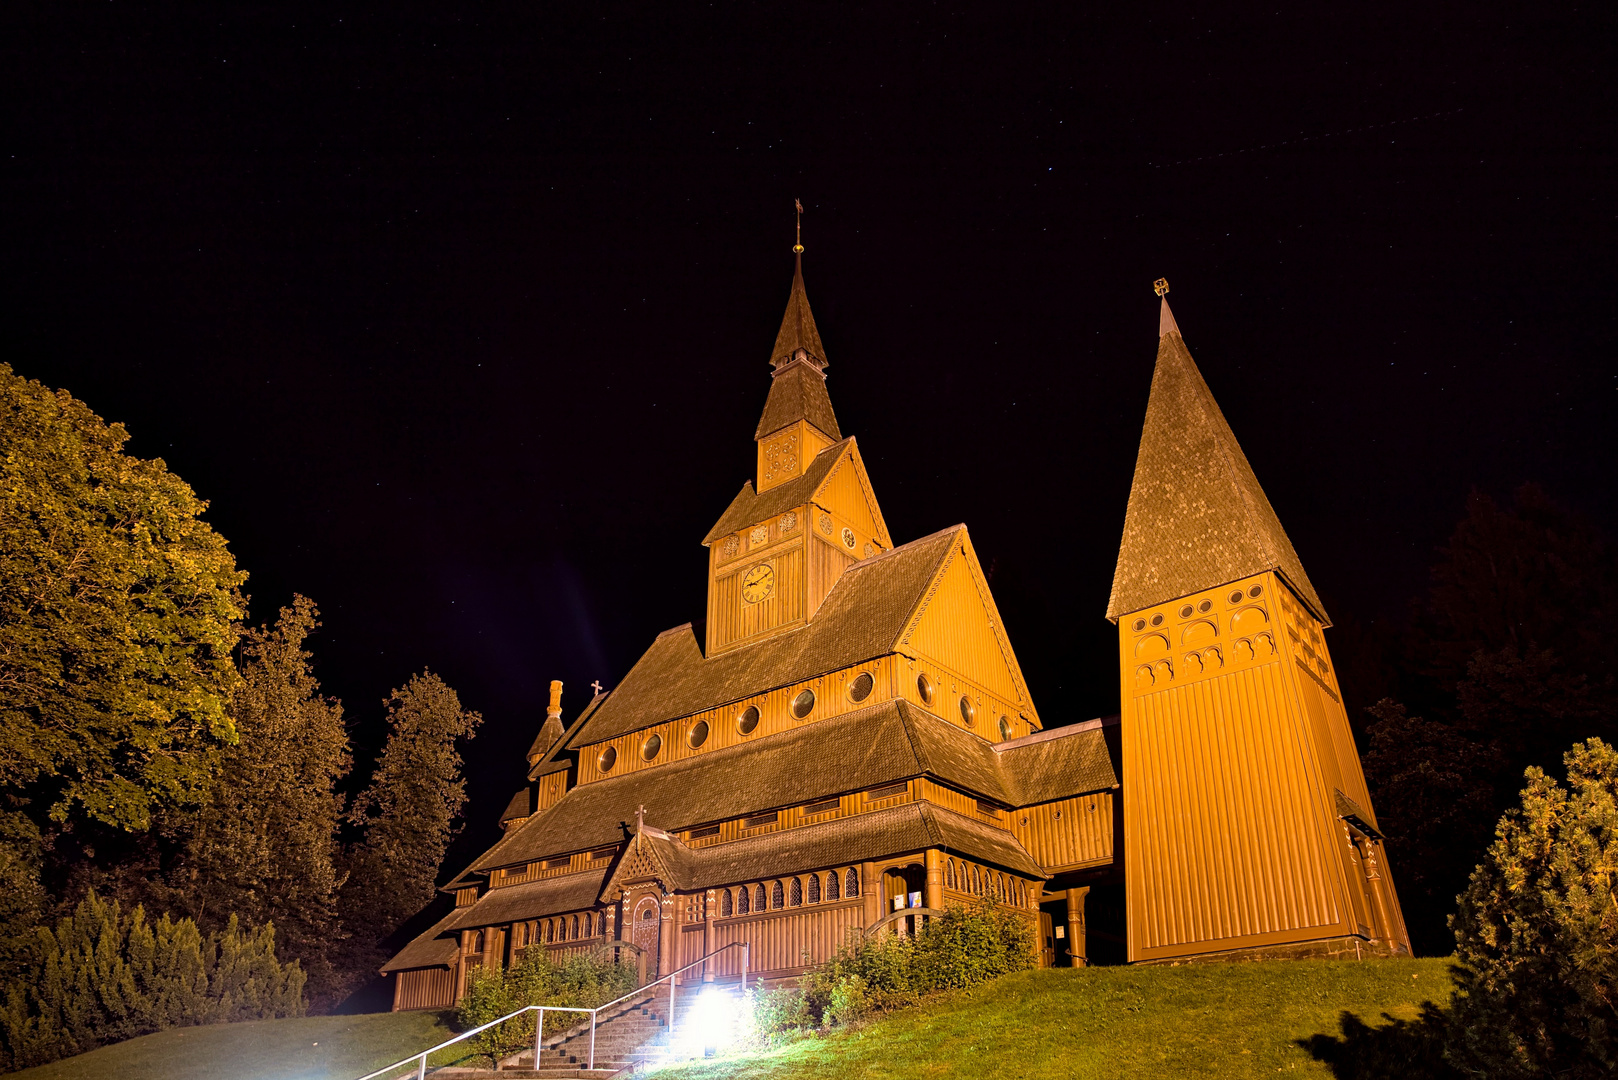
[1107,297,1329,624]
[575,526,963,743]
[703,437,852,544]
[470,700,1116,876]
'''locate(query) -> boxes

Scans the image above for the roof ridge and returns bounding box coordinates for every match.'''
[993,714,1118,752]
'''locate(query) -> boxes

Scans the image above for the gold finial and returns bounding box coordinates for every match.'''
[793,198,805,254]
[1153,278,1170,297]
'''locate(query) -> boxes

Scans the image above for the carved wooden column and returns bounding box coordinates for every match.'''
[924,849,943,910]
[702,890,716,981]
[1066,886,1090,967]
[659,893,676,979]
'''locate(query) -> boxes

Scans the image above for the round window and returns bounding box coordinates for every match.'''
[916,673,934,704]
[736,705,760,735]
[1179,604,1194,618]
[848,671,874,703]
[597,746,617,773]
[959,694,975,726]
[641,733,662,761]
[791,688,816,719]
[1248,584,1264,598]
[1198,599,1213,613]
[1150,613,1164,627]
[1229,590,1245,605]
[1132,618,1146,632]
[842,526,856,549]
[998,715,1013,741]
[686,720,709,749]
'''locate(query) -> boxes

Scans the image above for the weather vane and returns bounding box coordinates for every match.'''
[794,198,805,254]
[1154,278,1170,297]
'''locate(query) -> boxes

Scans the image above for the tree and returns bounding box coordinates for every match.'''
[1446,738,1618,1078]
[167,597,350,1006]
[339,671,480,979]
[0,364,246,833]
[0,891,304,1071]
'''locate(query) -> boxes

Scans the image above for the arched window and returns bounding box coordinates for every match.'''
[845,868,860,897]
[790,878,803,906]
[737,886,750,915]
[946,860,957,890]
[721,889,734,917]
[571,915,580,939]
[971,866,981,895]
[771,881,785,909]
[472,931,485,953]
[826,871,840,901]
[807,874,820,904]
[755,883,768,911]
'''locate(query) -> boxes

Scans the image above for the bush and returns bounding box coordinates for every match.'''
[757,899,1034,1037]
[455,947,639,1064]
[1446,737,1618,1078]
[0,891,304,1070]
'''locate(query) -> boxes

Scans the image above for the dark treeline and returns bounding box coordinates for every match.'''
[0,364,481,1068]
[1338,484,1618,956]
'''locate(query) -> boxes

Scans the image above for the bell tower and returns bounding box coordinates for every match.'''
[1109,281,1409,963]
[700,239,891,656]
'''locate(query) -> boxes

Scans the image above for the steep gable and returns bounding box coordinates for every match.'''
[899,531,1036,716]
[810,439,891,548]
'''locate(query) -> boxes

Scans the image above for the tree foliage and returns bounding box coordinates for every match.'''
[0,891,304,1071]
[169,596,350,1005]
[0,364,246,832]
[456,948,637,1065]
[1446,738,1618,1079]
[339,671,481,977]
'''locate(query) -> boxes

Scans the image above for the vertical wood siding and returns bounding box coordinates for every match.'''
[710,899,867,976]
[708,541,807,652]
[901,541,1024,704]
[1011,793,1114,870]
[393,968,456,1011]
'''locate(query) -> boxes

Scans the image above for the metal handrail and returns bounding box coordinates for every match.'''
[353,939,750,1080]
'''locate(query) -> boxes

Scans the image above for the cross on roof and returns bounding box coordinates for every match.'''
[591,680,604,695]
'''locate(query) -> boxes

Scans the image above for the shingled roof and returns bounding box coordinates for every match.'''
[474,700,1116,876]
[1107,297,1328,624]
[703,438,851,545]
[380,910,462,973]
[450,870,611,931]
[574,526,964,743]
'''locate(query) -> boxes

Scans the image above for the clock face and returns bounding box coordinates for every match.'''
[741,563,775,604]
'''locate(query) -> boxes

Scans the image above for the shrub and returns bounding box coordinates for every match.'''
[455,947,639,1064]
[777,898,1034,1033]
[0,891,304,1070]
[1446,737,1618,1078]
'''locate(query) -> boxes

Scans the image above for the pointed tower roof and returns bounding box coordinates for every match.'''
[756,253,841,440]
[1107,295,1329,624]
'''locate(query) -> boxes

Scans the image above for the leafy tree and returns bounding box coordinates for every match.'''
[457,949,637,1065]
[165,597,350,1006]
[0,364,246,833]
[1447,738,1618,1078]
[0,890,304,1070]
[339,671,481,979]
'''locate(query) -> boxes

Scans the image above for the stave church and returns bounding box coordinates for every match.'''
[382,246,1410,1010]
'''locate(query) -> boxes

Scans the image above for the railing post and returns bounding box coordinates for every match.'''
[741,942,750,992]
[589,1009,597,1071]
[533,1007,543,1070]
[669,973,677,1036]
[415,1053,426,1080]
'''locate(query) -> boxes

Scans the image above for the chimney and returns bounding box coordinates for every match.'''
[547,679,563,722]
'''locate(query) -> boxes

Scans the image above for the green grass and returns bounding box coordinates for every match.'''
[656,957,1457,1080]
[8,1009,465,1080]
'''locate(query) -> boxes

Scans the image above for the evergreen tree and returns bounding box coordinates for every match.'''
[339,672,480,979]
[166,597,350,1006]
[1447,739,1618,1078]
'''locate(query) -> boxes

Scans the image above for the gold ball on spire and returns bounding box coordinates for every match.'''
[1153,278,1170,297]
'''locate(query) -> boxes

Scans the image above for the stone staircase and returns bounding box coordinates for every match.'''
[423,980,746,1079]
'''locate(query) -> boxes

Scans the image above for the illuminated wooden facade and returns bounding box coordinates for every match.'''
[380,260,1403,1009]
[1108,292,1409,963]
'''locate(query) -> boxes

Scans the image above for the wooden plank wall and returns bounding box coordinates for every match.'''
[1010,792,1114,871]
[393,968,456,1011]
[709,899,867,977]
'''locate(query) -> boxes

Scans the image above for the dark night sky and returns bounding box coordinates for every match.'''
[4,3,1613,868]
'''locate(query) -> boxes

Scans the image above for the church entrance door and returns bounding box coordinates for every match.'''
[630,893,662,981]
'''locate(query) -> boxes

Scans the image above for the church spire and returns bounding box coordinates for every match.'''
[754,238,840,454]
[1107,282,1329,624]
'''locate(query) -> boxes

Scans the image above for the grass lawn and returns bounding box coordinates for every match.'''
[656,956,1457,1080]
[7,1008,467,1080]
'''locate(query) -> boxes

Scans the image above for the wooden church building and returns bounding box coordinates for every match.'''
[381,255,1410,1009]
